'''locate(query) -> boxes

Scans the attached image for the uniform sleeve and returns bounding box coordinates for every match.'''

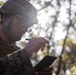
[0,49,36,75]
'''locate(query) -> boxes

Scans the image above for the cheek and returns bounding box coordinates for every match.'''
[10,17,27,34]
[21,26,28,33]
[9,17,20,34]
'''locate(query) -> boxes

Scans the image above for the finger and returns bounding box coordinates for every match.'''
[37,43,45,49]
[38,37,49,44]
[41,47,45,51]
[44,67,53,72]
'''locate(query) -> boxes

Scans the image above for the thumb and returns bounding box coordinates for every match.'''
[41,47,45,51]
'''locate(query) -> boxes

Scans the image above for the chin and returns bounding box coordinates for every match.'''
[12,36,22,41]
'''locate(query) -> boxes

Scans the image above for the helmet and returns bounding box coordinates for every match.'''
[0,0,38,41]
[0,0,38,25]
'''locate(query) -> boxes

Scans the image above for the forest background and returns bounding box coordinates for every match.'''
[0,0,76,75]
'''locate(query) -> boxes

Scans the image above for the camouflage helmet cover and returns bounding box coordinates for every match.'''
[0,0,38,26]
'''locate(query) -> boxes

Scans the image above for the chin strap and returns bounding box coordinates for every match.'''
[1,15,20,41]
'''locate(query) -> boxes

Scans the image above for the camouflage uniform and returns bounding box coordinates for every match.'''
[0,39,36,75]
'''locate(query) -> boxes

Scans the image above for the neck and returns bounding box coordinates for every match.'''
[0,25,14,43]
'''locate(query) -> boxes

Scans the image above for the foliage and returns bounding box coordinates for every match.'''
[0,1,4,6]
[0,0,76,75]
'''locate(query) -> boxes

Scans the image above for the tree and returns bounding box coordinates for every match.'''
[0,0,76,75]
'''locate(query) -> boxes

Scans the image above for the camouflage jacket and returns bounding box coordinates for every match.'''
[0,40,36,75]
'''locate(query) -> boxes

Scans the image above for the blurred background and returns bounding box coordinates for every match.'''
[0,0,76,75]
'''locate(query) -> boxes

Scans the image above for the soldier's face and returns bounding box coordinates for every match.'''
[2,15,33,41]
[2,14,33,41]
[9,15,28,41]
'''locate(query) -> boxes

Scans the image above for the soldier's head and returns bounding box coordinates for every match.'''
[0,0,38,41]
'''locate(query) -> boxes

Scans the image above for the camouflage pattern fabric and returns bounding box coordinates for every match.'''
[0,40,36,75]
[0,40,20,57]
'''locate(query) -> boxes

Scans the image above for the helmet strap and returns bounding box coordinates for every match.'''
[2,15,20,41]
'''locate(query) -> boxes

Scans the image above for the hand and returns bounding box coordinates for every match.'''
[36,67,53,75]
[24,37,48,57]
